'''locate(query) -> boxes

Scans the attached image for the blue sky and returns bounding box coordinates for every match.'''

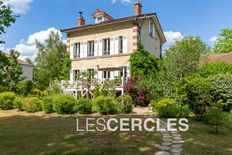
[1,0,232,59]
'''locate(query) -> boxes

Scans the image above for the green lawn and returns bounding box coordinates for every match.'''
[182,118,232,155]
[0,110,161,155]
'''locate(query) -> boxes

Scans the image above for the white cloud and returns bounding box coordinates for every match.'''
[209,36,218,44]
[164,31,183,46]
[2,0,33,14]
[112,0,132,4]
[27,27,62,45]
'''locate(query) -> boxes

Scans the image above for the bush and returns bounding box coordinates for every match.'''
[0,85,9,93]
[74,98,92,114]
[151,98,190,118]
[185,78,212,119]
[23,97,41,113]
[52,94,77,114]
[41,96,54,113]
[95,96,119,115]
[199,62,232,78]
[0,92,16,110]
[225,110,232,130]
[116,95,133,113]
[208,74,232,112]
[16,80,34,96]
[13,97,24,110]
[203,103,225,133]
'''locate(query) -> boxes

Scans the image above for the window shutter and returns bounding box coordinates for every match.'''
[114,71,119,77]
[110,38,115,55]
[110,71,114,79]
[70,70,74,83]
[98,71,102,80]
[80,42,83,58]
[153,23,155,37]
[94,40,98,56]
[114,37,119,54]
[70,43,74,59]
[123,36,128,53]
[98,40,103,56]
[84,42,87,57]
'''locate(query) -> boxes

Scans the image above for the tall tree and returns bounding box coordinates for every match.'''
[0,1,16,44]
[0,50,9,85]
[213,28,232,53]
[164,36,208,81]
[34,31,68,89]
[5,49,23,91]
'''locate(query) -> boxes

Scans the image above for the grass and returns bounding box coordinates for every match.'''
[0,110,161,155]
[182,118,232,155]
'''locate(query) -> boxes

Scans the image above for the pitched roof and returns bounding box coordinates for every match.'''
[1,51,34,66]
[201,53,232,64]
[61,13,166,43]
[91,9,114,20]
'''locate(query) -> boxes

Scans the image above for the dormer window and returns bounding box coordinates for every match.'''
[96,16,104,23]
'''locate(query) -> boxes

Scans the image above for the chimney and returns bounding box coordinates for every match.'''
[134,0,142,15]
[78,12,85,27]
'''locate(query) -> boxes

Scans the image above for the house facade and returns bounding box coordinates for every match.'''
[61,1,166,97]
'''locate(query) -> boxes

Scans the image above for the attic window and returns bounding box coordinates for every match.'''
[96,16,104,23]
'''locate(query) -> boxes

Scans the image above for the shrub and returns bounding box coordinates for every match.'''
[0,85,9,93]
[116,95,133,113]
[23,97,41,113]
[95,96,119,115]
[151,98,190,118]
[74,98,92,114]
[0,92,16,110]
[203,103,225,133]
[52,94,77,114]
[225,110,232,130]
[41,96,54,113]
[185,78,212,119]
[13,97,24,110]
[199,62,232,78]
[16,80,34,96]
[208,74,232,112]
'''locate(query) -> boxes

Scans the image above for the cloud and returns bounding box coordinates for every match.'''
[27,27,62,45]
[2,0,33,14]
[209,36,218,44]
[4,27,63,61]
[164,31,183,46]
[112,0,132,4]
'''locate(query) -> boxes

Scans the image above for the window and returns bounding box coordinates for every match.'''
[74,43,80,58]
[103,71,111,79]
[103,38,110,55]
[87,69,95,79]
[149,20,155,38]
[87,41,94,57]
[74,70,80,80]
[119,36,123,54]
[96,16,104,23]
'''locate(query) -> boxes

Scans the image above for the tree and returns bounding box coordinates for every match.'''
[164,36,208,81]
[0,1,16,44]
[34,31,68,89]
[6,49,23,91]
[213,28,232,53]
[129,44,159,78]
[0,50,9,85]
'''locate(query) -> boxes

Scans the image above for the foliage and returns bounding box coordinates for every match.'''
[199,62,232,78]
[164,36,208,81]
[49,80,62,95]
[41,96,54,113]
[203,103,225,133]
[13,97,23,110]
[0,85,9,93]
[185,78,212,119]
[124,77,149,107]
[0,1,16,44]
[95,96,119,115]
[116,95,133,113]
[129,44,159,78]
[208,74,232,112]
[59,54,71,80]
[74,98,92,114]
[213,28,232,53]
[16,80,34,96]
[22,97,41,113]
[225,111,232,130]
[0,92,16,110]
[52,94,77,114]
[34,31,67,89]
[0,51,9,85]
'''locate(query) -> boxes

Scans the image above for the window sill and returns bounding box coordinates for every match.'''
[72,53,131,61]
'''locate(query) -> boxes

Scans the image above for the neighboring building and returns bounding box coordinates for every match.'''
[201,53,232,64]
[61,1,166,97]
[17,59,34,81]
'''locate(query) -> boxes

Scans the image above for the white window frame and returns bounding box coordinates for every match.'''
[119,36,123,54]
[87,41,94,57]
[103,71,111,79]
[103,38,110,55]
[149,19,155,38]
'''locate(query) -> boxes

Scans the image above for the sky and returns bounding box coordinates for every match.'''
[1,0,232,60]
